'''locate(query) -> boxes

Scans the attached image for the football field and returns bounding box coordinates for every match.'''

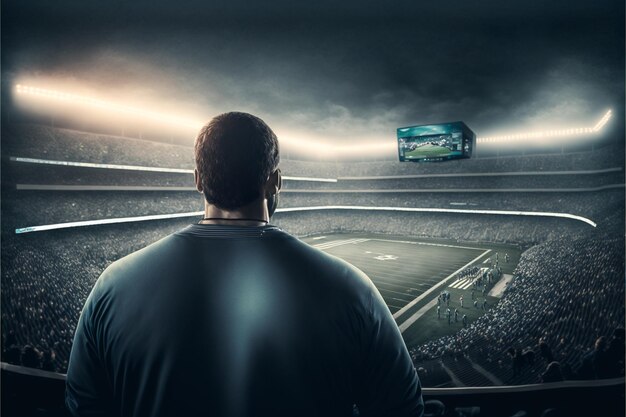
[302,233,521,347]
[404,144,452,158]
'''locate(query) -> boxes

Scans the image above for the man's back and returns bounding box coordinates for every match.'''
[66,224,423,417]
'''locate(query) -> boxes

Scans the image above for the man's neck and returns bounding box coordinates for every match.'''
[199,201,269,227]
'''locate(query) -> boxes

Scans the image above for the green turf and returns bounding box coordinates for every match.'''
[404,144,451,158]
[318,238,485,314]
[302,233,522,349]
[402,286,499,347]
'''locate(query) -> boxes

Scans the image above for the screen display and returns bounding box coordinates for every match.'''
[397,122,474,162]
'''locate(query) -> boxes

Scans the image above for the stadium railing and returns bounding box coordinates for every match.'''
[2,362,624,417]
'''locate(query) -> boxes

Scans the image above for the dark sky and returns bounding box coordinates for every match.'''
[2,0,624,143]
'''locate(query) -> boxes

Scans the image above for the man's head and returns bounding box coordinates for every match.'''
[194,112,280,213]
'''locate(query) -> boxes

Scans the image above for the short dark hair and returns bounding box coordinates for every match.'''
[195,112,280,210]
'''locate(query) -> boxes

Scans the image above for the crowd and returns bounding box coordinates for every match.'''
[7,163,195,187]
[284,171,624,191]
[281,189,624,219]
[1,219,192,372]
[337,144,624,177]
[4,190,204,230]
[411,238,625,385]
[274,209,620,246]
[5,124,624,179]
[4,224,622,387]
[8,189,624,224]
[4,124,340,178]
[5,187,622,243]
[4,124,195,169]
[1,122,624,388]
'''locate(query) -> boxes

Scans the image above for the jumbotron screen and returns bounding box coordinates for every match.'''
[397,121,476,162]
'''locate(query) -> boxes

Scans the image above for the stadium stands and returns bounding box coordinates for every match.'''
[1,123,624,391]
[412,238,625,386]
[3,123,624,176]
[7,162,623,190]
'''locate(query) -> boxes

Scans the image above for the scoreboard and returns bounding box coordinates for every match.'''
[397,121,476,162]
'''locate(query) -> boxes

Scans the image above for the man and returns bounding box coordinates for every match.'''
[65,112,423,417]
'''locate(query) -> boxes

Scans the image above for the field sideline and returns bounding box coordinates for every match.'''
[301,233,522,348]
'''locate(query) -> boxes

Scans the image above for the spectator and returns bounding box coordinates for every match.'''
[541,362,564,383]
[21,345,41,368]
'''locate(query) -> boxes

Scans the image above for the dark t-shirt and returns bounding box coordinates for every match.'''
[66,224,423,417]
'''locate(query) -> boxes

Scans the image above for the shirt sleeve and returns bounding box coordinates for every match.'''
[65,286,113,417]
[354,283,424,417]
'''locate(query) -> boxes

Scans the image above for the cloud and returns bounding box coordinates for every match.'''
[3,1,623,143]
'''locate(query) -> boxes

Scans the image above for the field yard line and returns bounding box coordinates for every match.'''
[314,238,369,250]
[313,238,358,249]
[460,281,475,290]
[449,279,468,288]
[371,238,487,252]
[393,249,492,320]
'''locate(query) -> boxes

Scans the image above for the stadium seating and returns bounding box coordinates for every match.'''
[1,123,624,390]
[412,238,625,386]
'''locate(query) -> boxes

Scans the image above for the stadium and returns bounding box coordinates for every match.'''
[2,1,625,416]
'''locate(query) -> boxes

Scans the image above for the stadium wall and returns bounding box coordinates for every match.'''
[2,363,623,417]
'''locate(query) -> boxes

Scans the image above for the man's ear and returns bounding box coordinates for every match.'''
[265,169,281,196]
[194,169,203,193]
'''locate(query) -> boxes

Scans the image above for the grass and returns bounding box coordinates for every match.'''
[302,233,522,349]
[404,144,452,158]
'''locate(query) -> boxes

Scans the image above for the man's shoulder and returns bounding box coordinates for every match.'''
[284,235,372,278]
[93,227,376,305]
[95,232,186,293]
[279,235,378,300]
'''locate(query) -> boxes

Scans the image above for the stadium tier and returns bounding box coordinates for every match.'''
[3,189,623,226]
[3,123,625,176]
[1,123,624,392]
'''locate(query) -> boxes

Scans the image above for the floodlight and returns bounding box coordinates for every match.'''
[478,110,613,143]
[14,84,614,153]
[15,84,202,130]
